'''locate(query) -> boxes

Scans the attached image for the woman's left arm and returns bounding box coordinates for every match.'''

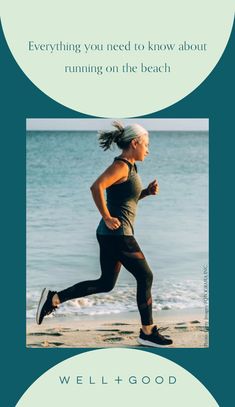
[139,179,159,200]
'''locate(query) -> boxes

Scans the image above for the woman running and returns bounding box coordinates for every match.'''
[36,121,173,347]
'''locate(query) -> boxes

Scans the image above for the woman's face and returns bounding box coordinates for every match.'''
[134,133,149,161]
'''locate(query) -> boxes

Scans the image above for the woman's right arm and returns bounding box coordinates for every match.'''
[90,161,128,230]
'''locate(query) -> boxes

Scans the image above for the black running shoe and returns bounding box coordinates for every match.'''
[36,288,57,325]
[137,325,173,347]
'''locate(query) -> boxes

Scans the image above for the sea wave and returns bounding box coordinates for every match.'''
[27,278,205,319]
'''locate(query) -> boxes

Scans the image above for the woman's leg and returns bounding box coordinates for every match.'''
[118,237,172,345]
[56,235,121,304]
[118,236,154,331]
[36,234,121,325]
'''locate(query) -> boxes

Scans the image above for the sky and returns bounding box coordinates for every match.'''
[26,118,208,131]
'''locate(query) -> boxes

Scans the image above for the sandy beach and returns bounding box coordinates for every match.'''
[27,308,208,348]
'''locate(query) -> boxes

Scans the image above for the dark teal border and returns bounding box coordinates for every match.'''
[1,20,234,406]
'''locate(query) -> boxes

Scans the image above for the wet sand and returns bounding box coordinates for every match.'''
[27,309,208,348]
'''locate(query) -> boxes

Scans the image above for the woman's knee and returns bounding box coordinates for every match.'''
[142,267,153,290]
[144,277,153,295]
[147,269,153,285]
[98,278,116,293]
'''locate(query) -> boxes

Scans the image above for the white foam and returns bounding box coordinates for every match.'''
[27,278,206,319]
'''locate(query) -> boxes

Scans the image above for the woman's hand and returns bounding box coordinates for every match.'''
[103,216,121,230]
[147,179,159,195]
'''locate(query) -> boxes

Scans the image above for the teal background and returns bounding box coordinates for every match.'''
[0,19,234,407]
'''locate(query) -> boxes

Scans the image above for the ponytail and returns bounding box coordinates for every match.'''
[98,121,124,151]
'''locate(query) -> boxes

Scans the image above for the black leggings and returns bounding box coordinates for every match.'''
[57,234,153,325]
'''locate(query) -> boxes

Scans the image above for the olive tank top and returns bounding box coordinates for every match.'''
[96,157,143,236]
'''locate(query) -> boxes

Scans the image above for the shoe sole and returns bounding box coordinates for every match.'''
[36,288,49,325]
[137,337,172,348]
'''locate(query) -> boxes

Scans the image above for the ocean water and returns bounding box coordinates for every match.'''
[27,131,208,319]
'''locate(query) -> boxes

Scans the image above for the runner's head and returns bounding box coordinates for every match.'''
[98,121,149,152]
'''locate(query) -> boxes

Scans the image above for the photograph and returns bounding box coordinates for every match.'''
[26,118,208,348]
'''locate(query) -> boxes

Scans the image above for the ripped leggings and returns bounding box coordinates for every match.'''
[57,234,153,325]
